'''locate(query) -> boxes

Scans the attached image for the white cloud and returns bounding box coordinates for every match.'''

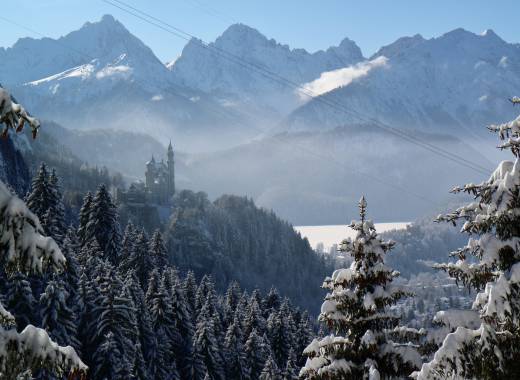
[499,56,508,68]
[151,94,164,101]
[298,56,388,99]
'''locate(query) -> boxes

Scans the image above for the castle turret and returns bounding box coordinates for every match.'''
[167,140,175,197]
[145,155,156,189]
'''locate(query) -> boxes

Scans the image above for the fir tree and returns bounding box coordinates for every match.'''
[4,273,37,329]
[244,297,267,338]
[224,313,250,380]
[193,300,225,380]
[91,264,138,379]
[147,272,180,379]
[77,192,93,245]
[184,270,198,315]
[416,112,520,379]
[94,331,127,380]
[124,270,156,376]
[224,281,242,326]
[245,329,269,379]
[60,228,82,316]
[263,287,281,317]
[259,355,280,380]
[283,350,300,380]
[300,197,420,379]
[25,162,52,223]
[150,229,169,270]
[120,229,154,288]
[85,184,121,264]
[119,221,137,266]
[39,278,80,350]
[46,169,66,245]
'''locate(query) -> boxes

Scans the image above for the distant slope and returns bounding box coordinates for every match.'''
[41,121,168,179]
[179,125,493,225]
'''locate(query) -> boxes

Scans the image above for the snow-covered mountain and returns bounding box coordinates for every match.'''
[284,29,520,135]
[169,23,364,116]
[0,15,167,87]
[1,15,257,151]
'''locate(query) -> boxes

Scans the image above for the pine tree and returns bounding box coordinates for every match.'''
[193,300,225,380]
[166,269,196,379]
[259,355,280,380]
[267,310,292,367]
[124,270,156,377]
[120,229,154,288]
[283,350,300,380]
[119,221,137,266]
[46,169,66,245]
[224,281,242,326]
[4,273,37,329]
[244,294,266,337]
[85,184,121,264]
[147,271,180,379]
[94,331,127,380]
[39,278,80,350]
[245,329,268,379]
[90,264,138,379]
[60,228,82,316]
[150,229,169,270]
[416,113,520,379]
[77,192,93,245]
[25,162,52,223]
[300,197,420,379]
[262,287,281,317]
[295,312,314,367]
[224,313,250,380]
[184,270,198,315]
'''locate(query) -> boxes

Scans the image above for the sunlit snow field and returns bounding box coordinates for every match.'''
[294,223,410,251]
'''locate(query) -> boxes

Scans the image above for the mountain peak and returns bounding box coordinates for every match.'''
[80,14,128,35]
[217,23,270,46]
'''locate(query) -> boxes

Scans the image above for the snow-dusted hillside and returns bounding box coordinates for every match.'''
[169,23,364,116]
[285,29,520,135]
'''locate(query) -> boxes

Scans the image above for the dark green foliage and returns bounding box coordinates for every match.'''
[168,190,330,311]
[85,184,122,264]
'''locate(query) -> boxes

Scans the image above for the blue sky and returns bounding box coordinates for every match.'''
[0,0,518,62]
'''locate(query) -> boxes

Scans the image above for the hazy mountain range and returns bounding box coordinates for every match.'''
[1,14,513,224]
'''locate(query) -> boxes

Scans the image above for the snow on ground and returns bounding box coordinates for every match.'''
[294,223,410,251]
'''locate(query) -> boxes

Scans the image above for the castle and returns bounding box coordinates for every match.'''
[116,141,175,206]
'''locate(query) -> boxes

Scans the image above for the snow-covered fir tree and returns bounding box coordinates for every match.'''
[77,191,93,245]
[260,355,280,380]
[39,278,80,350]
[84,184,121,264]
[224,313,250,380]
[0,146,85,378]
[415,112,520,379]
[301,197,420,379]
[150,229,169,270]
[120,228,154,287]
[245,328,269,379]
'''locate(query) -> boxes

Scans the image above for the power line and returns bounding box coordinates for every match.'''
[103,0,492,176]
[0,16,454,206]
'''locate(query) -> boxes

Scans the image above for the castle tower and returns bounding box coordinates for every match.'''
[145,155,156,190]
[167,140,175,197]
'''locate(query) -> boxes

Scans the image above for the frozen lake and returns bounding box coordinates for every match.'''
[294,223,411,251]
